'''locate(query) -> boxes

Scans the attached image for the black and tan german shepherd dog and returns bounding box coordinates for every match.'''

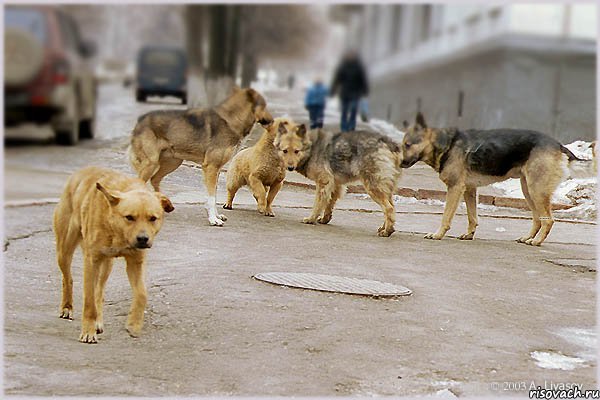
[401,112,589,246]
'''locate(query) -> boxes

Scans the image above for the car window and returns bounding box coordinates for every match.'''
[142,50,183,68]
[5,8,47,44]
[57,12,77,51]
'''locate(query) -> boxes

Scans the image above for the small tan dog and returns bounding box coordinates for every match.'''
[223,118,295,216]
[53,167,174,343]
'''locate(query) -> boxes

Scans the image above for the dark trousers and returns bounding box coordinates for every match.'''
[307,105,325,129]
[340,97,359,132]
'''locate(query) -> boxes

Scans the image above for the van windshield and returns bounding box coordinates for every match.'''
[5,8,47,44]
[142,51,183,68]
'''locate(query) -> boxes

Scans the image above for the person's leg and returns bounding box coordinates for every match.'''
[348,98,359,131]
[340,99,349,132]
[316,105,325,128]
[308,106,318,129]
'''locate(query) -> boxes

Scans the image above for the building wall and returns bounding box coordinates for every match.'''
[370,48,596,142]
[355,3,596,142]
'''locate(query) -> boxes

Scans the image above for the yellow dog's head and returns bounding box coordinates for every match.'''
[96,183,174,250]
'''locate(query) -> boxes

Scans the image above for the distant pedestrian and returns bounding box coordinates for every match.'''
[330,50,369,132]
[304,78,328,129]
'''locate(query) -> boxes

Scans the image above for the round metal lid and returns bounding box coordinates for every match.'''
[253,272,412,297]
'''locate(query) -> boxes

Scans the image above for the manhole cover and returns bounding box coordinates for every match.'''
[253,272,412,297]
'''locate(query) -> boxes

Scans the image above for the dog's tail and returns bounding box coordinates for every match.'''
[561,145,595,178]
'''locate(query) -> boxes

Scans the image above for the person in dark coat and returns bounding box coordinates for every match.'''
[330,50,369,132]
[304,78,328,129]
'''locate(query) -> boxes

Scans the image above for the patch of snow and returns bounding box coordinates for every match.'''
[530,351,586,371]
[365,118,405,141]
[491,179,523,199]
[564,140,594,160]
[431,388,458,398]
[555,327,597,363]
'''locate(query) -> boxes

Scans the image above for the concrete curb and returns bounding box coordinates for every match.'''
[282,181,574,211]
[183,163,575,211]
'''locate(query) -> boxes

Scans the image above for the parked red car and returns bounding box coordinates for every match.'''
[5,6,97,145]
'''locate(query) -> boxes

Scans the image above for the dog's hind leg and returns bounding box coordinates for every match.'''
[521,154,563,246]
[130,131,162,183]
[318,184,344,224]
[458,186,478,240]
[247,174,269,215]
[53,206,81,320]
[363,182,396,237]
[517,176,541,243]
[202,163,227,226]
[265,179,283,217]
[150,157,182,192]
[223,172,243,210]
[94,258,114,334]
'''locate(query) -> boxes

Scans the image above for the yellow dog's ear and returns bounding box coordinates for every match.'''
[296,124,307,137]
[278,122,288,134]
[156,192,175,213]
[96,182,121,206]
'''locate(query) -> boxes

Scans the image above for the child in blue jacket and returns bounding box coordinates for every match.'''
[304,78,328,129]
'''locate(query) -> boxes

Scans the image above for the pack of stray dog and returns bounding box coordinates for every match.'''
[53,87,592,343]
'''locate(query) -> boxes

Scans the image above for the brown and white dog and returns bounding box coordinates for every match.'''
[129,86,273,227]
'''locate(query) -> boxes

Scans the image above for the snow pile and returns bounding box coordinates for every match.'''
[365,118,405,142]
[530,351,586,371]
[490,140,597,220]
[564,140,594,160]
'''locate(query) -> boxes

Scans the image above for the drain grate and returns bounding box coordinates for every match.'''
[253,272,412,297]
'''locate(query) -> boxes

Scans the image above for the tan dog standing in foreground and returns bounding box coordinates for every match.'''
[53,167,174,343]
[223,117,296,216]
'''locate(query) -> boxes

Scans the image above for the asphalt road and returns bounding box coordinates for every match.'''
[3,84,597,397]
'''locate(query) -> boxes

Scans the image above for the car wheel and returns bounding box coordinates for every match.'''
[55,117,80,146]
[136,89,146,102]
[55,90,80,146]
[79,118,94,139]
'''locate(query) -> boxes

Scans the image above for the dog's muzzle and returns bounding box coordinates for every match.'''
[287,166,295,171]
[401,159,418,168]
[258,117,273,126]
[135,234,152,249]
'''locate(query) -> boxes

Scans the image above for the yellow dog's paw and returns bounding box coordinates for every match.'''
[516,236,532,243]
[126,324,142,338]
[317,215,331,224]
[222,203,233,210]
[95,321,104,334]
[377,227,395,237]
[59,307,73,320]
[302,217,317,225]
[458,232,474,240]
[424,232,443,240]
[524,238,542,246]
[79,330,98,344]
